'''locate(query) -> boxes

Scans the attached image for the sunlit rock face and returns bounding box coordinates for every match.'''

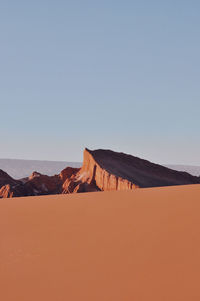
[1,148,200,198]
[62,148,200,193]
[75,149,139,191]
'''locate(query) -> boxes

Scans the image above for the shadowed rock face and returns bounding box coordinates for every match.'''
[0,169,19,187]
[0,148,200,198]
[165,165,200,176]
[0,167,80,198]
[73,149,139,191]
[68,148,200,192]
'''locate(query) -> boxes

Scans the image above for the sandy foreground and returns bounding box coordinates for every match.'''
[1,185,200,301]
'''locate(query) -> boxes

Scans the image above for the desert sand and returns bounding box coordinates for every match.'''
[1,184,200,301]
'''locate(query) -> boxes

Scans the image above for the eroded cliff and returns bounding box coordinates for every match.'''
[1,148,200,198]
[62,148,200,193]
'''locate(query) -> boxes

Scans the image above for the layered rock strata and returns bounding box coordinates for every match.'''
[68,148,200,192]
[0,148,200,198]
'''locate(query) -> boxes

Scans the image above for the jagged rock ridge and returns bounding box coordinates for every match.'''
[66,148,200,192]
[0,148,200,198]
[0,167,80,198]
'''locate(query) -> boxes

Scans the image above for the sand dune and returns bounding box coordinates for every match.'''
[1,185,200,301]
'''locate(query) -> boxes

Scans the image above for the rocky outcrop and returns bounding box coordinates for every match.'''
[1,148,200,198]
[62,149,138,192]
[0,185,13,198]
[61,148,200,193]
[0,170,22,198]
[0,169,19,187]
[0,167,80,198]
[78,149,139,190]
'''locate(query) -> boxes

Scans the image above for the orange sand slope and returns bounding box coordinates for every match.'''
[1,185,200,301]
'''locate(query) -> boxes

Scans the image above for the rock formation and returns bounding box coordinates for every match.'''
[63,148,200,192]
[0,169,19,187]
[0,167,80,198]
[0,148,200,198]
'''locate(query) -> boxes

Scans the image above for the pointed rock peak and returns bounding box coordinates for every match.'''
[0,169,15,180]
[84,148,92,153]
[0,169,18,188]
[0,169,10,177]
[59,166,80,181]
[29,171,42,180]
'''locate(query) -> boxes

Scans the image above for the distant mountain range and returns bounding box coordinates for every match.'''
[0,159,81,179]
[0,158,199,179]
[0,149,200,198]
[165,165,200,177]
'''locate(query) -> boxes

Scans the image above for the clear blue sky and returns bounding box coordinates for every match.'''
[0,0,200,164]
